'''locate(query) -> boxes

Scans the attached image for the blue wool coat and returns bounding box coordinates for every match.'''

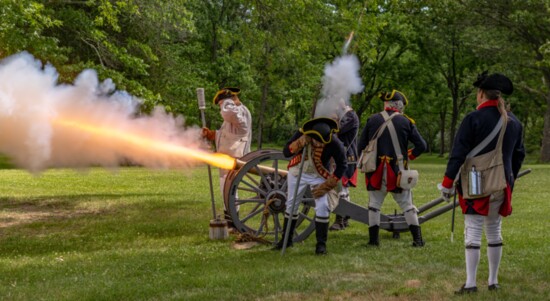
[357,109,427,192]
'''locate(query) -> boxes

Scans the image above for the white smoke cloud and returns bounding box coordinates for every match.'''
[0,52,204,172]
[314,54,363,119]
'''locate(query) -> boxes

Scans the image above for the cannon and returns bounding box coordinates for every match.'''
[223,149,531,244]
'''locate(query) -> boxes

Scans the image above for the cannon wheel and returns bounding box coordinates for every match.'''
[224,149,315,244]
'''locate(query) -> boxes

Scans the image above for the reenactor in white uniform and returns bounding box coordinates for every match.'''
[202,87,252,231]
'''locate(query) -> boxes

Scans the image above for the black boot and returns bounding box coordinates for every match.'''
[409,225,425,247]
[368,225,380,246]
[315,220,329,255]
[343,216,350,228]
[329,215,345,231]
[273,217,297,250]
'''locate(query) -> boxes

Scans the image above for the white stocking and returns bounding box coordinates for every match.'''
[465,248,480,288]
[487,245,502,286]
[368,209,380,227]
[404,208,419,226]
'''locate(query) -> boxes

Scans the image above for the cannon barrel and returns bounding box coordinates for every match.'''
[234,158,288,177]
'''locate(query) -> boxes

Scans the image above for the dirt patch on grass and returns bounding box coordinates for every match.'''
[259,290,450,301]
[405,279,422,288]
[0,201,103,228]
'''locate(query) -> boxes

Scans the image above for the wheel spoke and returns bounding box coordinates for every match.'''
[234,197,264,205]
[273,160,280,190]
[236,187,260,194]
[280,179,288,192]
[240,205,264,223]
[298,212,314,223]
[240,178,267,196]
[244,173,262,188]
[251,165,272,192]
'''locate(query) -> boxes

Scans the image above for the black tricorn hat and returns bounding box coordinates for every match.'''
[213,87,241,105]
[300,117,339,144]
[473,71,513,95]
[379,89,409,105]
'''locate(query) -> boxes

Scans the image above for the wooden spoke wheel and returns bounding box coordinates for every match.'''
[224,149,315,244]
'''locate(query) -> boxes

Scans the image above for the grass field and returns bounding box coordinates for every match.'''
[0,154,548,300]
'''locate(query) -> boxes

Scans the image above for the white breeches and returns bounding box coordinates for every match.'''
[368,189,415,212]
[367,178,419,226]
[368,170,415,211]
[286,172,329,218]
[464,191,504,247]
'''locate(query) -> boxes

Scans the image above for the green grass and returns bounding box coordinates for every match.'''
[0,156,548,300]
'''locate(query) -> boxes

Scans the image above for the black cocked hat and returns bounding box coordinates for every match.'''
[473,71,513,95]
[379,89,409,106]
[213,87,240,105]
[300,117,339,144]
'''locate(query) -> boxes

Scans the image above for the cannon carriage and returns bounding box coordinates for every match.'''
[223,149,530,245]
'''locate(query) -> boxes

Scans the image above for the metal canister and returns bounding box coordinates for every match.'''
[469,165,483,196]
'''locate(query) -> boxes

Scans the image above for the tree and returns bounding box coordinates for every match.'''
[412,0,479,154]
[0,0,64,63]
[460,0,550,162]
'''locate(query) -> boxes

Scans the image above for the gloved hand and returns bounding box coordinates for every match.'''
[289,135,311,154]
[202,127,216,141]
[338,191,349,202]
[312,176,339,199]
[437,183,455,203]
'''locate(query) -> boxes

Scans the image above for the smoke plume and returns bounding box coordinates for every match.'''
[314,54,363,119]
[0,52,204,172]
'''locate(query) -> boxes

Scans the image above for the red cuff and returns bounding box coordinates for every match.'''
[407,149,417,160]
[442,176,454,189]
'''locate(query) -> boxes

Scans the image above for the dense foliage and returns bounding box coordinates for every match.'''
[1,0,549,160]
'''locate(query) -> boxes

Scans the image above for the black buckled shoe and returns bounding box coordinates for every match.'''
[488,284,500,291]
[454,284,478,295]
[315,243,327,255]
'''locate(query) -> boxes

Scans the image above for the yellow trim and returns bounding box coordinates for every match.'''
[404,113,416,124]
[301,129,333,144]
[213,88,240,105]
[379,155,393,163]
[299,117,339,144]
[380,89,409,106]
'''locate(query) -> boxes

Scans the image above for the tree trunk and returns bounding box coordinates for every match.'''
[541,94,550,162]
[256,81,269,150]
[355,92,375,120]
[439,110,446,157]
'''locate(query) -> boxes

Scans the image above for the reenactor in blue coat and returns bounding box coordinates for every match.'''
[329,102,360,231]
[438,72,525,294]
[357,90,427,247]
[274,117,347,255]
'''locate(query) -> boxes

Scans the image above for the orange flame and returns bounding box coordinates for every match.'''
[53,118,236,170]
